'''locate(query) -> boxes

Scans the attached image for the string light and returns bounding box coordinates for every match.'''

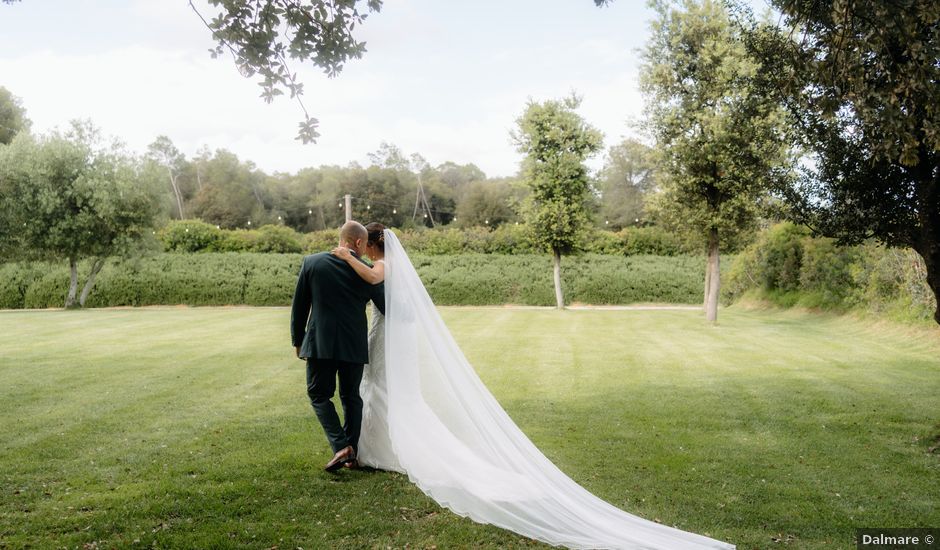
[393,208,397,214]
[308,209,313,215]
[247,221,252,226]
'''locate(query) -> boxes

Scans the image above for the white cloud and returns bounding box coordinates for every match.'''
[0,1,653,178]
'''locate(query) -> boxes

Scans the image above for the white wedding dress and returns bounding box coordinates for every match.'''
[357,230,734,550]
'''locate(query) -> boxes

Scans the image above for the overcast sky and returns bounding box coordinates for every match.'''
[0,0,769,178]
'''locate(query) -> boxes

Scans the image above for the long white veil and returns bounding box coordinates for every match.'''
[382,230,734,550]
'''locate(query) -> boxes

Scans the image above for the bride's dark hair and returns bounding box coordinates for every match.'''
[366,222,386,252]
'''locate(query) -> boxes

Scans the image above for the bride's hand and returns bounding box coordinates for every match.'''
[331,246,353,261]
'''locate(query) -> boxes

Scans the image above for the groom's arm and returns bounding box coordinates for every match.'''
[369,281,386,316]
[290,257,312,357]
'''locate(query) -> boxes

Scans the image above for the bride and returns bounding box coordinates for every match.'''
[331,224,734,550]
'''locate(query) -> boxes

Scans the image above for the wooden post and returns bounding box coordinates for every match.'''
[344,194,352,222]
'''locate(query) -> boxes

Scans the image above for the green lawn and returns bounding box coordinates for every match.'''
[1,307,938,549]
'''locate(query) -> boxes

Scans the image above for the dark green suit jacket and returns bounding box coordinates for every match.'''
[290,252,385,365]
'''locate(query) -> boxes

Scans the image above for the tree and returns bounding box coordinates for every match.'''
[596,139,656,229]
[189,0,383,144]
[744,0,940,324]
[455,179,520,228]
[436,161,486,192]
[189,149,269,228]
[0,86,31,144]
[0,123,160,307]
[641,0,792,323]
[513,95,603,309]
[147,136,187,220]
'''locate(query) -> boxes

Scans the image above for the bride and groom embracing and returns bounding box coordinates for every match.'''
[290,221,735,550]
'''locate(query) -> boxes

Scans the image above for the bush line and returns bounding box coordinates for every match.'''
[0,253,712,309]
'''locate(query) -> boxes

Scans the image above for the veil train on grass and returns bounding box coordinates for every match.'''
[381,229,734,550]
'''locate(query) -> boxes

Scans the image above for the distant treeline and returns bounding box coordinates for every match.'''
[140,139,653,234]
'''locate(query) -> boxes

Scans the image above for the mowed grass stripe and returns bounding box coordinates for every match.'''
[1,307,938,548]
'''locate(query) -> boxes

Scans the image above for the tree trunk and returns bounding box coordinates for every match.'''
[167,167,184,220]
[65,257,79,308]
[914,213,940,325]
[703,254,712,308]
[926,255,940,325]
[78,258,106,307]
[552,250,564,309]
[705,228,720,324]
[916,151,940,325]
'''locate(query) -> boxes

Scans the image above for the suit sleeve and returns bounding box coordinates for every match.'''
[370,281,386,316]
[290,258,312,347]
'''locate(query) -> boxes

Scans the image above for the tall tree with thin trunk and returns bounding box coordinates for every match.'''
[513,95,603,309]
[147,136,186,220]
[641,0,791,323]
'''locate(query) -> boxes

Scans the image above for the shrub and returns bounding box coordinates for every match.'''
[799,238,860,309]
[401,227,468,255]
[618,226,687,256]
[726,223,935,322]
[302,230,339,253]
[1,252,710,308]
[757,223,808,291]
[249,225,303,254]
[583,230,623,255]
[210,229,255,252]
[487,224,537,254]
[160,220,223,252]
[0,262,47,309]
[22,268,71,309]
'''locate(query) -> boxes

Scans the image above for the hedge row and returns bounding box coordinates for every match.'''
[0,253,711,309]
[159,220,693,256]
[725,223,937,322]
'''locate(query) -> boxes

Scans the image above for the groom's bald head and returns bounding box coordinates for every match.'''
[339,221,368,255]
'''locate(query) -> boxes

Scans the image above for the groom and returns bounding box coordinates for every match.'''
[290,220,385,472]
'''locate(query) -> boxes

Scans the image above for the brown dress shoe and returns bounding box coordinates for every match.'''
[324,445,356,472]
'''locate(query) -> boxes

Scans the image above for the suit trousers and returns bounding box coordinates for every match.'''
[306,358,364,454]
